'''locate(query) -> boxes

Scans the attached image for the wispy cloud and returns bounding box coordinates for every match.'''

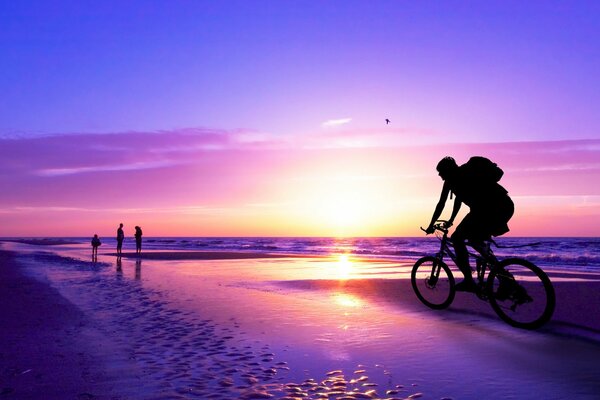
[0,128,254,177]
[321,118,352,127]
[0,206,92,213]
[298,127,439,149]
[37,160,181,176]
[0,204,237,215]
[507,163,600,173]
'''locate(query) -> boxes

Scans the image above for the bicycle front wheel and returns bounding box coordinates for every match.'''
[411,256,455,310]
[487,258,555,329]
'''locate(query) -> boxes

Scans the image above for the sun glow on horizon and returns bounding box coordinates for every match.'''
[285,166,416,236]
[319,196,367,231]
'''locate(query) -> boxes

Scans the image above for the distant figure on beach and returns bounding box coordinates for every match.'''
[134,226,143,256]
[425,156,514,292]
[116,223,125,257]
[91,234,101,259]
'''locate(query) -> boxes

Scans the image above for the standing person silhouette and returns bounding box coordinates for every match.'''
[134,226,143,256]
[116,223,125,257]
[425,156,514,292]
[91,234,101,260]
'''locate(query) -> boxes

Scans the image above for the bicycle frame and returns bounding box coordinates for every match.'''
[416,221,556,328]
[430,222,499,294]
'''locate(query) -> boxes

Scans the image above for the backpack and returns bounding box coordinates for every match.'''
[461,156,504,184]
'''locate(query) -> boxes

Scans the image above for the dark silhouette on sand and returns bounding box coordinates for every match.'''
[134,226,143,256]
[116,223,124,257]
[414,219,554,329]
[425,156,514,292]
[91,234,101,261]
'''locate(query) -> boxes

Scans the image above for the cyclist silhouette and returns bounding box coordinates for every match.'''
[425,156,514,292]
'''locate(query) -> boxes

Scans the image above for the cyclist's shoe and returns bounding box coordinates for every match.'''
[454,280,477,293]
[513,285,533,305]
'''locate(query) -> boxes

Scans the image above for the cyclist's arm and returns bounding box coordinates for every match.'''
[447,196,462,226]
[427,183,451,230]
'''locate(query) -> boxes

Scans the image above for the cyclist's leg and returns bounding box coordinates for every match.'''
[476,199,517,299]
[451,217,475,284]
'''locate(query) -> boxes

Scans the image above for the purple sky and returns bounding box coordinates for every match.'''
[2,1,599,140]
[1,1,599,236]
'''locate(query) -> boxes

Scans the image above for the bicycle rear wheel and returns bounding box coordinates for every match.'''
[487,258,555,329]
[411,256,455,309]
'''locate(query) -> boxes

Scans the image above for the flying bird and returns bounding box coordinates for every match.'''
[385,118,391,125]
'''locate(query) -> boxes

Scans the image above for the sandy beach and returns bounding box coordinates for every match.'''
[1,241,600,399]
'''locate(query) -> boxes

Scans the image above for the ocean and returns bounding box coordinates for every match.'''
[29,236,600,272]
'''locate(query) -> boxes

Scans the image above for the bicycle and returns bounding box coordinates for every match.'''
[411,221,555,329]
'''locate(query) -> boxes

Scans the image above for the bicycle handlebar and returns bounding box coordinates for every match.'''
[421,220,449,235]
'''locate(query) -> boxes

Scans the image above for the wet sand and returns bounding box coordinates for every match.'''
[277,275,600,336]
[2,244,600,399]
[122,249,600,335]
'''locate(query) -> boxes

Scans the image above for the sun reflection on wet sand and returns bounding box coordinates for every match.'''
[332,292,362,308]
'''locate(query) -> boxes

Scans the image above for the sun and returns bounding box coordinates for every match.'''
[326,200,364,229]
[313,192,369,235]
[286,170,403,236]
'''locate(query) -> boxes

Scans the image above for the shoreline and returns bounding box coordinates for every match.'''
[113,250,322,260]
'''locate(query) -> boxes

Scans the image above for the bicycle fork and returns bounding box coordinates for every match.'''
[427,255,443,287]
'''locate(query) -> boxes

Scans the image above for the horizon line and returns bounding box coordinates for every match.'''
[1,235,598,239]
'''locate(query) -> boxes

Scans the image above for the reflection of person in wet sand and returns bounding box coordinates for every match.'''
[91,234,101,260]
[135,259,141,280]
[134,226,143,256]
[116,223,124,257]
[116,257,122,275]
